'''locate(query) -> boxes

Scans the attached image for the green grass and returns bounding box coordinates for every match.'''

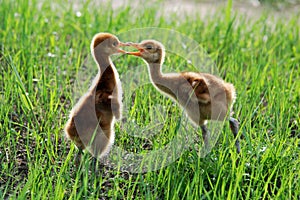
[1,0,300,199]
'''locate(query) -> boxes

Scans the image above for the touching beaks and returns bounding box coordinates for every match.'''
[117,48,126,53]
[116,42,143,56]
[129,43,143,51]
[118,42,131,47]
[117,42,131,54]
[126,51,142,56]
[125,42,143,56]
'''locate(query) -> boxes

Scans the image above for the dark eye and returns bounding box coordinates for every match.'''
[112,41,118,47]
[145,45,153,50]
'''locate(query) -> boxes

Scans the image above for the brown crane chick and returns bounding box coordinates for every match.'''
[64,33,127,164]
[126,40,241,153]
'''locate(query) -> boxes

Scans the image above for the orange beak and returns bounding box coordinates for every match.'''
[126,51,142,56]
[119,42,130,47]
[117,42,130,53]
[126,42,143,57]
[117,49,126,53]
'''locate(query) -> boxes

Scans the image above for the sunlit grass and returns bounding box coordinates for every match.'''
[0,0,299,199]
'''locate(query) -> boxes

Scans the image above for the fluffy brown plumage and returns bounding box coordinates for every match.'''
[64,33,125,163]
[127,40,241,153]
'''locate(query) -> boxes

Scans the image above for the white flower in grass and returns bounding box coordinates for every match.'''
[47,52,56,58]
[263,35,268,42]
[259,146,267,152]
[14,13,20,18]
[76,11,82,17]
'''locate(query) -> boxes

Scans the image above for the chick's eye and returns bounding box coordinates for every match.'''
[145,45,153,50]
[112,41,118,47]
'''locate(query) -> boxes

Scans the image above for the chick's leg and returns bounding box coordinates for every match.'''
[75,148,83,167]
[201,125,210,149]
[229,117,241,154]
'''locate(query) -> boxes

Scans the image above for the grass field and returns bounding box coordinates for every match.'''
[1,0,300,199]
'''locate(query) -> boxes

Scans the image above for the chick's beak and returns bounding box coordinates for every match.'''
[117,42,131,53]
[117,48,126,53]
[129,43,143,50]
[126,42,143,57]
[126,51,142,56]
[118,42,130,47]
